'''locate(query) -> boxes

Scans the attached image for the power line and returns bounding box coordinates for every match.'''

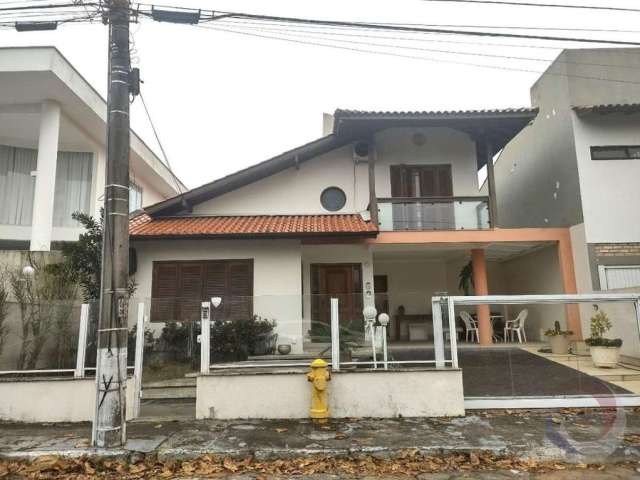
[196,24,640,86]
[139,90,184,194]
[219,17,640,35]
[132,4,640,47]
[421,0,640,13]
[215,19,640,69]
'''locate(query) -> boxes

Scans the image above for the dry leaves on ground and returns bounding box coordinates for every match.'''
[0,451,630,479]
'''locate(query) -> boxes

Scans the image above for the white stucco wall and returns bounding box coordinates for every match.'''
[193,145,370,216]
[570,223,593,293]
[500,245,565,341]
[192,127,481,217]
[571,112,640,244]
[0,377,135,423]
[196,368,464,419]
[373,127,480,198]
[374,260,446,317]
[132,239,305,351]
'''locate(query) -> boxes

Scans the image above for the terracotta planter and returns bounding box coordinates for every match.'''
[548,335,570,355]
[590,346,620,368]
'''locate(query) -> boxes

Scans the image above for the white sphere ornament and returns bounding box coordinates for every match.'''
[22,265,35,277]
[363,305,378,321]
[378,313,390,327]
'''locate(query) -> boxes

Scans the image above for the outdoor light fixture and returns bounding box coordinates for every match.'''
[22,265,35,277]
[363,305,377,323]
[15,21,58,32]
[151,6,200,24]
[211,297,222,309]
[378,313,390,327]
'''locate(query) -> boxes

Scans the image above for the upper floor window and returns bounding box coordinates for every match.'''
[591,145,640,160]
[390,165,453,198]
[0,145,37,226]
[130,182,143,212]
[320,187,346,212]
[53,151,93,227]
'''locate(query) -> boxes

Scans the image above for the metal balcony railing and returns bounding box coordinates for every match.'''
[377,196,491,231]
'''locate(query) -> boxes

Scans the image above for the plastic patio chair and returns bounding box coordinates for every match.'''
[504,309,528,343]
[459,311,479,343]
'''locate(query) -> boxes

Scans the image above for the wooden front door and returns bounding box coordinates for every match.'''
[311,264,363,328]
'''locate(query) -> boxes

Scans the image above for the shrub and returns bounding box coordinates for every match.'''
[211,315,277,361]
[585,308,623,348]
[544,320,573,337]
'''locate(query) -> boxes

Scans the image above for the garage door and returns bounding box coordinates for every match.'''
[151,259,253,322]
[599,265,640,290]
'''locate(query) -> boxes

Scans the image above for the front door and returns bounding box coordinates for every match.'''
[311,264,363,331]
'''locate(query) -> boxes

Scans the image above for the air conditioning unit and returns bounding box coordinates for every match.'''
[352,141,370,163]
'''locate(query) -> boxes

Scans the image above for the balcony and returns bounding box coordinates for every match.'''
[377,196,490,231]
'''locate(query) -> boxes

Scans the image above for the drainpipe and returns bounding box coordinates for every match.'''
[368,140,378,226]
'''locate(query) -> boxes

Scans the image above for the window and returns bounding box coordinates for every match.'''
[320,187,346,212]
[129,182,143,212]
[53,151,93,227]
[598,265,640,290]
[0,145,37,226]
[151,260,253,322]
[591,145,640,160]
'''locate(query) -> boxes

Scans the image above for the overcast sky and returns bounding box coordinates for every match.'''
[3,0,640,189]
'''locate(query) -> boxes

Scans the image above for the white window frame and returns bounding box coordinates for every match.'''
[598,264,640,291]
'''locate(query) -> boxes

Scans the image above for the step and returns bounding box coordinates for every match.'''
[141,387,196,400]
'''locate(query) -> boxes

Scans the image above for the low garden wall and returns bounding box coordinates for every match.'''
[196,368,464,419]
[0,377,135,423]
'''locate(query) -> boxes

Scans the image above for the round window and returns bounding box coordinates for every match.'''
[320,187,347,212]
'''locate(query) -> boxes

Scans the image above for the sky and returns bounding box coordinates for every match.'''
[2,0,640,189]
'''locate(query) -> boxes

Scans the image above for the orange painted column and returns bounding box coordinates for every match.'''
[557,233,583,340]
[471,248,492,345]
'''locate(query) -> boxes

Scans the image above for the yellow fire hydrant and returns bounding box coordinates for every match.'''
[307,358,331,422]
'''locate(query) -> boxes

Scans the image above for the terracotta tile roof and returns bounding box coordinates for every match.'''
[129,213,377,238]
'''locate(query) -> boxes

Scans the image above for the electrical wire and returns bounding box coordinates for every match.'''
[131,4,640,47]
[195,23,640,86]
[421,0,640,13]
[139,90,184,194]
[213,20,640,70]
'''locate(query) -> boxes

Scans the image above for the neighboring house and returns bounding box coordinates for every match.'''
[493,48,640,361]
[130,107,585,351]
[0,47,185,251]
[495,48,640,294]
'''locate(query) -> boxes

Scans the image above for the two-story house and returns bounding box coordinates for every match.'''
[495,47,640,361]
[130,106,588,353]
[0,47,185,252]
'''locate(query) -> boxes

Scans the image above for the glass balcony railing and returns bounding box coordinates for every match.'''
[377,196,490,231]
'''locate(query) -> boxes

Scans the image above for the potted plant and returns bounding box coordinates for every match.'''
[585,308,623,368]
[544,321,573,355]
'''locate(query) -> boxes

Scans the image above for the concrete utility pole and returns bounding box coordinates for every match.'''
[92,0,131,448]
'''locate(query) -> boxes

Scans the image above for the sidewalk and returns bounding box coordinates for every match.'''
[2,408,640,466]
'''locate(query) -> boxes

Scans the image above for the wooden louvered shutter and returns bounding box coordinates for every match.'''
[177,263,203,322]
[390,165,408,197]
[151,262,179,322]
[436,165,453,197]
[227,261,253,320]
[419,167,437,197]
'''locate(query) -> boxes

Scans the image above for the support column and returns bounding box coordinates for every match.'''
[30,100,61,251]
[472,248,492,345]
[557,232,582,339]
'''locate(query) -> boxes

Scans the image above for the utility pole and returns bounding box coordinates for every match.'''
[92,0,131,448]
